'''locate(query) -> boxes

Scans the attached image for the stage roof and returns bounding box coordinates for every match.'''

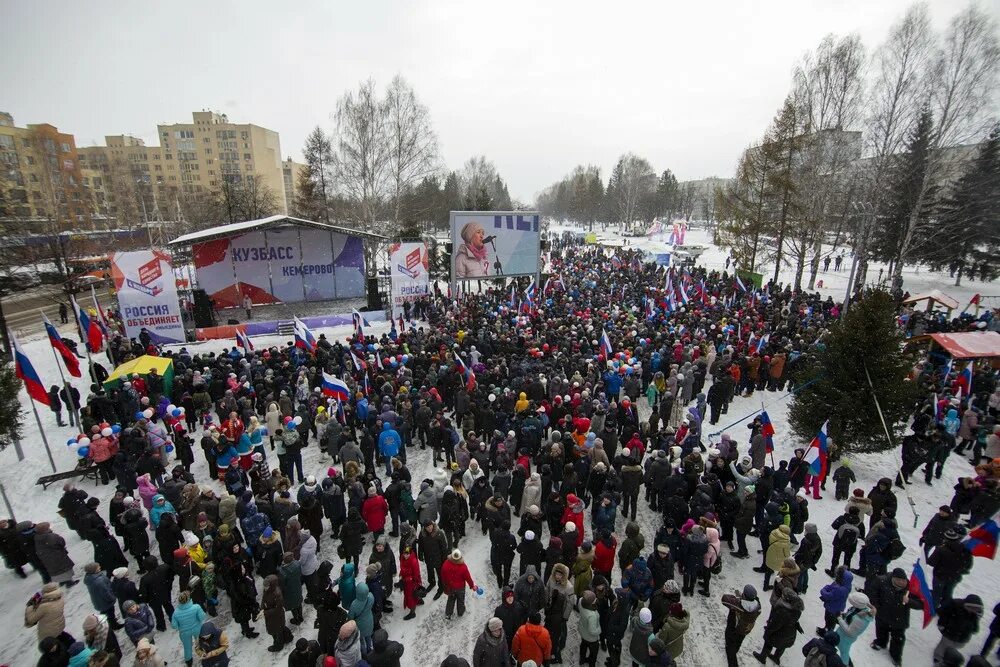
[929,331,1000,359]
[168,215,388,247]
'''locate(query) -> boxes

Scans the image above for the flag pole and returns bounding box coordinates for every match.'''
[28,395,58,474]
[41,310,81,429]
[864,362,918,528]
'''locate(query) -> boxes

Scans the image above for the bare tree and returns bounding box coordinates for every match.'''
[334,79,391,238]
[217,175,278,224]
[610,153,656,232]
[384,75,439,225]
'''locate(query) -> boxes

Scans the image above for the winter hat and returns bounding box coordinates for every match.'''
[522,661,538,667]
[648,637,668,655]
[852,488,864,497]
[305,475,317,486]
[891,568,907,580]
[742,584,758,600]
[804,523,817,534]
[365,563,380,577]
[664,580,681,595]
[622,448,631,458]
[564,522,577,532]
[86,497,100,508]
[241,490,253,503]
[656,544,669,555]
[669,603,684,616]
[944,527,965,540]
[112,567,129,579]
[122,496,135,507]
[525,530,536,541]
[82,614,99,631]
[823,631,841,646]
[450,549,462,561]
[488,617,503,632]
[528,504,540,514]
[185,533,200,547]
[848,591,870,608]
[581,540,593,553]
[367,487,377,497]
[84,562,100,574]
[638,607,653,624]
[263,527,274,539]
[963,594,985,615]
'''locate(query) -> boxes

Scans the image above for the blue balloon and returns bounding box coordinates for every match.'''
[259,427,268,436]
[165,444,175,453]
[76,446,90,458]
[67,438,77,446]
[111,424,122,434]
[171,409,182,418]
[366,344,376,352]
[135,411,145,420]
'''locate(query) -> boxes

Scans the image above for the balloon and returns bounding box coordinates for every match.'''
[396,355,403,363]
[166,404,176,413]
[293,416,303,426]
[99,422,110,430]
[79,437,91,447]
[77,446,90,458]
[390,361,398,368]
[178,407,185,415]
[142,409,154,419]
[401,355,409,363]
[165,444,175,453]
[101,427,113,437]
[111,424,122,434]
[475,586,485,598]
[135,411,145,420]
[66,438,77,446]
[171,409,182,418]
[76,433,87,442]
[283,416,293,425]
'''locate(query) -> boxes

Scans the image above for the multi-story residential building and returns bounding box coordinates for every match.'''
[282,157,308,213]
[0,112,92,229]
[77,111,306,226]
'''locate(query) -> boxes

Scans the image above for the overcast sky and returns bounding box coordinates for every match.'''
[2,0,987,202]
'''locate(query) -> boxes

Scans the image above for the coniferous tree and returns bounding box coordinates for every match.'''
[789,289,919,452]
[922,124,1000,284]
[0,363,23,451]
[301,126,334,223]
[870,107,937,277]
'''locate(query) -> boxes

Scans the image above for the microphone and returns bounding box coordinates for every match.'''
[482,235,497,243]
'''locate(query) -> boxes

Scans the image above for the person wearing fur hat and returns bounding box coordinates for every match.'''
[82,611,121,659]
[440,548,477,619]
[474,617,513,667]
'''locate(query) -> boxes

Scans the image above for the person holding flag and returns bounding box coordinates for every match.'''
[321,372,350,402]
[802,421,830,492]
[869,566,925,663]
[71,294,104,354]
[599,329,613,358]
[235,329,254,353]
[43,314,81,379]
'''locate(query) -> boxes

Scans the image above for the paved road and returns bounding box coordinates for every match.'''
[2,285,116,340]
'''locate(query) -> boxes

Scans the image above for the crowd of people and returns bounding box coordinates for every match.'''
[2,243,999,667]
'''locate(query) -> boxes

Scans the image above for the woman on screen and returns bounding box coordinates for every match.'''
[455,221,491,278]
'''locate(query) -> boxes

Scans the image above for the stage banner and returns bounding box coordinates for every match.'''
[451,211,540,281]
[111,250,185,344]
[389,242,429,316]
[191,225,367,307]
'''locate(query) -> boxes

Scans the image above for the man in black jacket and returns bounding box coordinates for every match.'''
[928,527,973,607]
[366,627,405,667]
[934,594,983,665]
[869,568,923,664]
[139,555,175,631]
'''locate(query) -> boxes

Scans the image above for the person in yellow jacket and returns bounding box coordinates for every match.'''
[184,533,208,572]
[515,392,530,414]
[763,525,791,591]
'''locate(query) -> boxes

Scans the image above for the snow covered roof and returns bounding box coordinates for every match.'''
[929,331,1000,359]
[902,289,960,310]
[168,215,387,246]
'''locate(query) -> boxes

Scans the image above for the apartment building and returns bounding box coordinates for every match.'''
[0,112,92,228]
[282,157,308,213]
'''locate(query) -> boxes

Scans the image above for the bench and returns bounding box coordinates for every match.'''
[36,465,100,490]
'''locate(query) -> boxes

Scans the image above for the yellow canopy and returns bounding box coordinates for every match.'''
[104,355,174,397]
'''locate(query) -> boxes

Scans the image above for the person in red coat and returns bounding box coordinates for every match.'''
[593,529,617,581]
[361,488,390,539]
[399,545,422,620]
[561,494,585,547]
[440,549,477,619]
[221,412,244,444]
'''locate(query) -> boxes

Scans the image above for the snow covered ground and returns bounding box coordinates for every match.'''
[1,226,998,666]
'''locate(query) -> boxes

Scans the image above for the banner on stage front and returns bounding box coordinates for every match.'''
[451,211,540,281]
[389,242,429,315]
[111,250,185,344]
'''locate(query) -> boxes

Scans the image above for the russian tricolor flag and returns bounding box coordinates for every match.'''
[734,274,747,293]
[235,329,254,352]
[678,282,690,306]
[71,294,103,352]
[600,329,613,357]
[90,286,109,338]
[964,516,999,559]
[293,316,316,352]
[525,278,536,303]
[908,561,936,628]
[803,420,830,478]
[352,309,370,341]
[11,330,50,406]
[350,349,365,371]
[43,314,81,377]
[321,372,350,401]
[956,361,973,394]
[755,333,770,354]
[760,410,775,454]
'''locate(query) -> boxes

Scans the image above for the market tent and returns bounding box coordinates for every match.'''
[903,290,960,312]
[103,355,174,397]
[928,331,1000,360]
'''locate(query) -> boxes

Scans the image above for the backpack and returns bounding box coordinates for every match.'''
[885,537,905,561]
[834,522,859,548]
[710,545,723,575]
[804,646,828,667]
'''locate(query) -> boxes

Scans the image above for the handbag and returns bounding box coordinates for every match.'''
[710,545,723,575]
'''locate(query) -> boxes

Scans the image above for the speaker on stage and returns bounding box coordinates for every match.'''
[192,289,216,328]
[366,278,383,310]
